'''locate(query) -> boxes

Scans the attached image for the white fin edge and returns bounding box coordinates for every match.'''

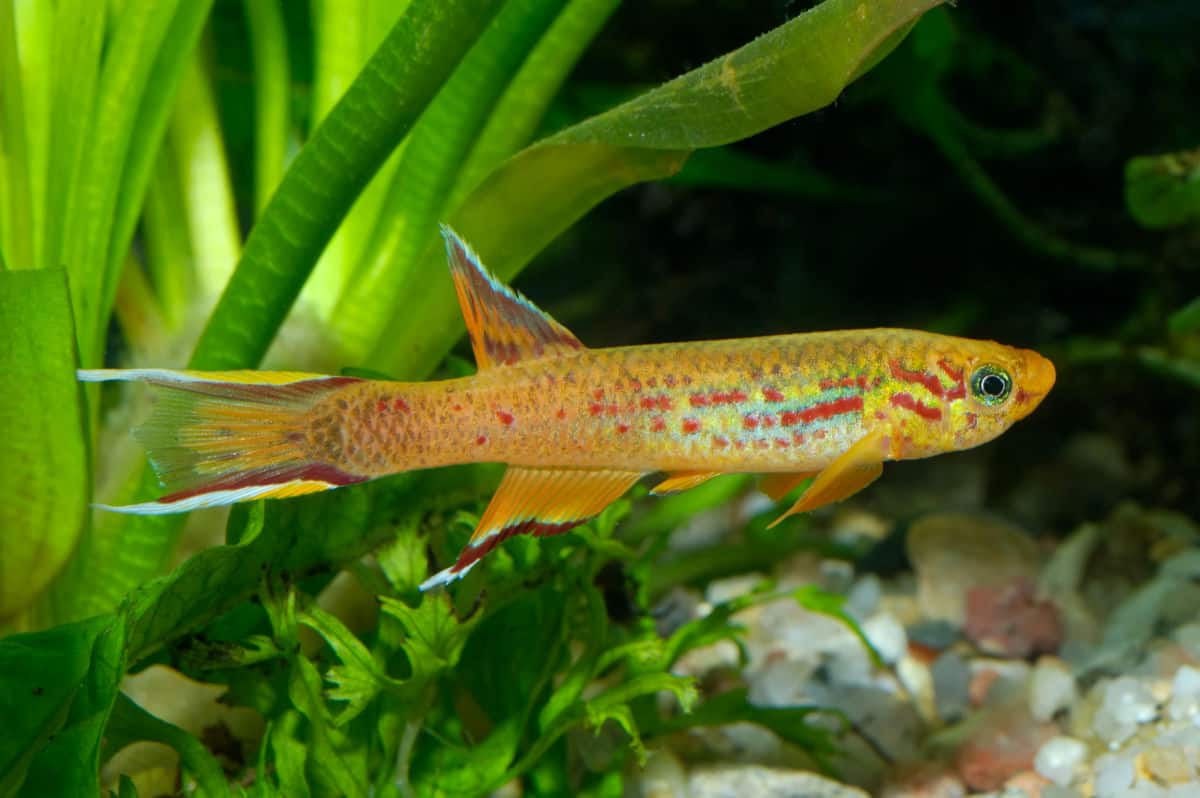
[418,559,480,592]
[93,483,299,515]
[77,368,329,386]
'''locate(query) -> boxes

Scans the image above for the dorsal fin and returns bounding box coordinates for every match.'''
[440,225,585,370]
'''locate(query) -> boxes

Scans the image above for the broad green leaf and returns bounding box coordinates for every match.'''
[1125,147,1200,229]
[0,269,87,621]
[104,693,231,798]
[190,0,506,371]
[1,614,127,798]
[379,592,479,683]
[299,606,405,724]
[370,0,945,377]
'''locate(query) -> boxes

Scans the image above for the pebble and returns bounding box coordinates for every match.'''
[964,576,1063,658]
[864,613,908,665]
[640,749,688,798]
[1167,665,1200,721]
[686,764,870,798]
[1093,752,1135,796]
[907,512,1041,627]
[1029,657,1077,722]
[1093,676,1159,745]
[931,651,971,723]
[1033,736,1088,786]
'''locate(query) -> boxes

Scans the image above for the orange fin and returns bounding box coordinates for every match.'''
[759,471,819,502]
[441,225,586,369]
[650,471,722,496]
[78,369,367,513]
[767,430,886,529]
[420,466,642,590]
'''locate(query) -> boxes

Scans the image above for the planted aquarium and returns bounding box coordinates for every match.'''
[2,1,1199,796]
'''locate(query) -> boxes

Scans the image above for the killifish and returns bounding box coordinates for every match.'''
[80,226,1056,590]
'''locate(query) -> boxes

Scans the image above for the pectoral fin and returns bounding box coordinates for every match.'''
[420,466,643,590]
[650,471,722,495]
[767,430,887,528]
[758,471,819,502]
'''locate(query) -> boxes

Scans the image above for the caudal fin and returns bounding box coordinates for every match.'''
[79,368,368,513]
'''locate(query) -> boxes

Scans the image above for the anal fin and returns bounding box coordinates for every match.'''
[767,430,887,529]
[420,466,643,590]
[650,471,722,496]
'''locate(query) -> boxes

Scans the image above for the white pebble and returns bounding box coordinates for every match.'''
[1034,736,1088,786]
[1168,666,1200,721]
[1095,677,1159,744]
[845,574,881,619]
[1042,787,1085,798]
[863,613,907,665]
[1094,753,1136,797]
[1029,657,1077,722]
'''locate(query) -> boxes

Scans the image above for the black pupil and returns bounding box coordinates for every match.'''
[981,374,1007,397]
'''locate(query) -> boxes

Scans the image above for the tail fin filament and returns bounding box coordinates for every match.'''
[79,369,366,514]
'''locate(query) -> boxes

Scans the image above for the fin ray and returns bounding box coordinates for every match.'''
[85,369,365,513]
[768,431,886,528]
[759,471,819,502]
[650,471,722,495]
[420,466,643,590]
[440,225,585,369]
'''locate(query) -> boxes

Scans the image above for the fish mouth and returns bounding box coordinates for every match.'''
[1013,349,1056,418]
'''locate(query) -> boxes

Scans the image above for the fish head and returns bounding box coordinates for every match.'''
[936,338,1056,451]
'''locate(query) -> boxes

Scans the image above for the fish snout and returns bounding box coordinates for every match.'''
[1014,349,1055,415]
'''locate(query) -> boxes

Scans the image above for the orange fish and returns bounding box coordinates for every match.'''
[80,226,1055,590]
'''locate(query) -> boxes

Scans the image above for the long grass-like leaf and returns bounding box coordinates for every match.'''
[60,0,180,363]
[190,0,506,370]
[104,0,220,314]
[42,0,105,276]
[371,0,944,377]
[451,0,620,207]
[330,0,571,363]
[244,0,291,215]
[165,49,241,297]
[0,1,34,270]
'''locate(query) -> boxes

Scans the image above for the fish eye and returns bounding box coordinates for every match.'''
[971,365,1012,405]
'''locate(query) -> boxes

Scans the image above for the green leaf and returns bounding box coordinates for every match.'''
[379,593,479,683]
[190,0,506,371]
[0,269,87,621]
[793,585,883,668]
[1168,297,1200,336]
[1125,147,1200,229]
[104,693,231,798]
[649,687,842,760]
[0,614,126,798]
[371,0,945,377]
[242,0,291,215]
[298,606,405,724]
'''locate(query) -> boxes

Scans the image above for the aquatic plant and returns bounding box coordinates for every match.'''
[0,1,944,794]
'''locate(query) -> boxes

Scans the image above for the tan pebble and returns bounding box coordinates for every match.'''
[1140,746,1196,784]
[1005,769,1051,797]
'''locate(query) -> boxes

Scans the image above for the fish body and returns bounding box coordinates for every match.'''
[80,227,1055,589]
